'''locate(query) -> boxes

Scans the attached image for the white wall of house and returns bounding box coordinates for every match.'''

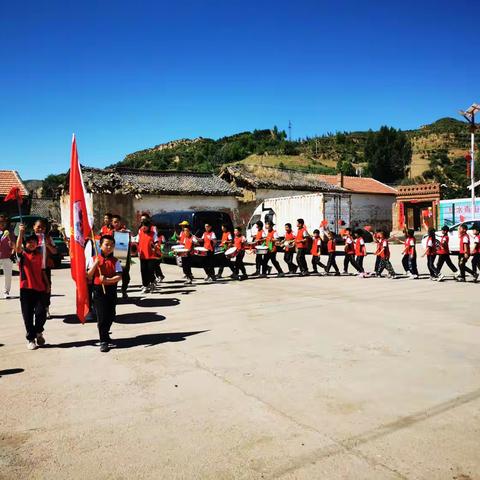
[350,193,395,229]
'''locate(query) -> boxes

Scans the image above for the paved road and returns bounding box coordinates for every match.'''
[1,246,479,479]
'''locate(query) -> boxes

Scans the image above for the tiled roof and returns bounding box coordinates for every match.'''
[316,175,398,195]
[77,167,240,196]
[219,165,346,193]
[0,170,29,196]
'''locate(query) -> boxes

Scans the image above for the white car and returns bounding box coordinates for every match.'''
[421,220,480,253]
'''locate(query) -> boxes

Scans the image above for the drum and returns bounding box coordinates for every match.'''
[255,245,269,255]
[214,246,226,255]
[194,246,209,257]
[174,247,190,257]
[114,231,130,265]
[171,244,185,252]
[225,246,238,258]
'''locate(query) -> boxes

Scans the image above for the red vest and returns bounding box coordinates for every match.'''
[265,230,277,253]
[354,237,365,256]
[379,239,390,259]
[138,228,157,260]
[327,239,336,253]
[295,227,307,249]
[255,230,264,242]
[221,231,232,246]
[345,235,355,254]
[100,225,113,236]
[459,233,470,255]
[203,232,215,252]
[404,238,416,256]
[437,234,449,255]
[183,235,195,253]
[284,232,295,252]
[92,254,119,286]
[426,237,437,256]
[234,235,245,251]
[311,238,320,256]
[19,250,47,292]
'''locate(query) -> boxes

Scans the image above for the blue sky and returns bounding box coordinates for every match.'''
[0,0,478,179]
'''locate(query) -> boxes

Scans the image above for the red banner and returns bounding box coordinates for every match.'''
[69,135,92,323]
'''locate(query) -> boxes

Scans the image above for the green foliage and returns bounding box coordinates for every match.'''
[363,127,412,183]
[42,173,67,198]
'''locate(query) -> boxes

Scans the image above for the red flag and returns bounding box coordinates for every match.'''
[3,186,23,204]
[69,135,92,323]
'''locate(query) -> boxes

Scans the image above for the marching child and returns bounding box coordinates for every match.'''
[402,229,419,279]
[16,224,50,350]
[436,226,458,276]
[217,224,235,278]
[422,227,440,280]
[471,224,480,282]
[311,229,326,274]
[262,222,284,277]
[283,223,297,274]
[325,231,340,275]
[233,227,248,280]
[252,220,265,276]
[200,223,217,282]
[376,230,396,278]
[295,218,310,275]
[180,226,198,284]
[343,228,361,275]
[373,229,382,275]
[111,214,131,298]
[87,235,123,352]
[137,218,158,293]
[457,223,475,282]
[354,229,366,274]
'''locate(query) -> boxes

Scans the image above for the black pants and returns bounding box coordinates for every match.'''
[436,254,458,274]
[140,259,155,287]
[93,285,117,343]
[472,253,480,275]
[284,251,297,273]
[234,251,247,276]
[255,254,263,274]
[262,251,283,274]
[20,288,47,341]
[355,256,365,273]
[326,252,340,274]
[203,251,216,278]
[311,255,326,272]
[426,255,438,277]
[402,255,419,275]
[458,254,474,279]
[218,254,235,276]
[154,260,164,279]
[121,261,130,295]
[374,256,381,274]
[182,255,193,280]
[296,249,308,273]
[344,254,360,273]
[377,258,396,276]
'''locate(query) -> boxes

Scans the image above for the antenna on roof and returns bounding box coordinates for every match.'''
[288,120,292,141]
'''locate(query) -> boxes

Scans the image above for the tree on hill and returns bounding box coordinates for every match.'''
[364,127,412,183]
[42,173,67,198]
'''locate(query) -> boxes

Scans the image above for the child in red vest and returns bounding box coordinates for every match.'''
[252,220,266,276]
[343,228,361,275]
[283,223,297,274]
[436,225,458,276]
[422,227,440,280]
[372,229,382,275]
[375,230,396,278]
[354,229,366,274]
[201,223,217,282]
[180,225,198,284]
[217,224,235,279]
[137,219,158,293]
[457,223,475,282]
[402,229,419,279]
[311,229,327,274]
[87,235,123,352]
[232,227,248,280]
[325,231,340,275]
[295,218,310,275]
[262,222,284,277]
[471,224,480,282]
[16,224,50,350]
[99,213,113,236]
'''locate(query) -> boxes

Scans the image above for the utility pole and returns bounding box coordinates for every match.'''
[460,103,480,220]
[288,120,292,141]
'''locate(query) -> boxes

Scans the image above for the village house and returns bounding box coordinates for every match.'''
[219,164,397,229]
[60,166,240,232]
[0,170,30,218]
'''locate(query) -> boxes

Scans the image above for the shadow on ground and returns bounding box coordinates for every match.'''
[45,330,209,349]
[0,368,24,378]
[114,312,166,324]
[135,298,180,308]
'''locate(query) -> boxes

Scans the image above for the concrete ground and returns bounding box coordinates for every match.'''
[1,245,479,480]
